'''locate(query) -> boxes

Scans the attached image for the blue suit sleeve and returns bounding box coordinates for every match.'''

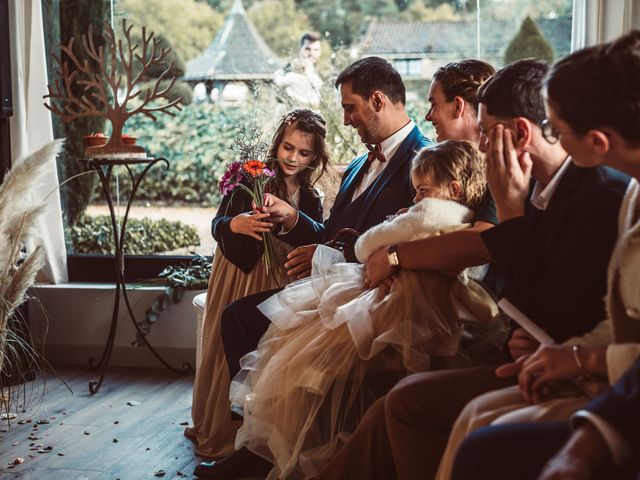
[584,358,640,459]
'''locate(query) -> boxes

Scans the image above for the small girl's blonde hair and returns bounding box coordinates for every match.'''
[411,140,486,209]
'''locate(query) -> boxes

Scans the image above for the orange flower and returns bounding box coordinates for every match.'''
[243,160,266,177]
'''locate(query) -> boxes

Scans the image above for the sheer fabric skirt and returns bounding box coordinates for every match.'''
[229,246,505,479]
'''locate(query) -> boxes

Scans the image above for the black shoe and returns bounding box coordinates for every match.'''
[194,447,272,479]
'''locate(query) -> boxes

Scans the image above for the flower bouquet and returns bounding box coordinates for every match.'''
[219,125,280,278]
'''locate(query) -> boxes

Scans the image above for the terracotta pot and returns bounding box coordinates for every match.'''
[84,135,108,147]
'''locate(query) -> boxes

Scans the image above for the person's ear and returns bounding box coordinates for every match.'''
[514,117,532,148]
[586,130,610,155]
[453,96,465,119]
[371,91,385,112]
[449,180,462,199]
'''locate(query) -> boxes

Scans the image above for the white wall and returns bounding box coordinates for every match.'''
[29,284,204,369]
[573,0,640,49]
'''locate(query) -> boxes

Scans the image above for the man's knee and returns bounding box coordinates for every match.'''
[220,299,241,347]
[385,371,444,422]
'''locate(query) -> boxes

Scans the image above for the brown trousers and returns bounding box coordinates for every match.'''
[317,364,515,480]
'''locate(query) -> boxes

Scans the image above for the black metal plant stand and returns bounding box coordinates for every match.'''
[82,156,191,395]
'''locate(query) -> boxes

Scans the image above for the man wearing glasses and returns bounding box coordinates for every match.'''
[316,59,630,480]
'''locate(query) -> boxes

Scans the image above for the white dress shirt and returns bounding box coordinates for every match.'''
[351,120,416,201]
[530,156,572,210]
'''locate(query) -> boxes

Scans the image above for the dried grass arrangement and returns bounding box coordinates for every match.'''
[0,140,63,421]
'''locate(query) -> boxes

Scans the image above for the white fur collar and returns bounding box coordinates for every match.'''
[355,198,474,263]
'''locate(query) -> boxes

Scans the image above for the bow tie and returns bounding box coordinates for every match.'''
[366,144,387,163]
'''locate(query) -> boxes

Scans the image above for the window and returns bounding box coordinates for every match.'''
[394,59,423,78]
[43,0,573,281]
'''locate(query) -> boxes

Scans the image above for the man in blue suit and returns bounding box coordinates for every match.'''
[194,57,432,479]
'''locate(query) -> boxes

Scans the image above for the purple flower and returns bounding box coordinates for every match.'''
[263,168,276,178]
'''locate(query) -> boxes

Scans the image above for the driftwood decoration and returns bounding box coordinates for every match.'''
[44,19,183,156]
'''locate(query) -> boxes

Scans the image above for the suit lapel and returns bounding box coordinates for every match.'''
[536,163,584,256]
[354,126,422,231]
[331,153,368,217]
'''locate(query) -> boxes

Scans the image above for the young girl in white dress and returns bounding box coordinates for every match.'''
[229,140,506,479]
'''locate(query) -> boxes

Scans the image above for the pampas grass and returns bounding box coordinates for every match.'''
[0,139,63,420]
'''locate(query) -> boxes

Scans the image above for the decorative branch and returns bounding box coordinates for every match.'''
[44,19,184,156]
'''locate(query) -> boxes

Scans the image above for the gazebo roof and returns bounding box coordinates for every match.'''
[184,0,282,82]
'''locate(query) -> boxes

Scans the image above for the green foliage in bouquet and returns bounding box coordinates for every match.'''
[71,215,200,255]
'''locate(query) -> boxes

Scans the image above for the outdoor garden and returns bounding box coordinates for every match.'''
[42,0,572,257]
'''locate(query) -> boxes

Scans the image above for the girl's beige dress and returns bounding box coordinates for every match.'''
[185,189,306,458]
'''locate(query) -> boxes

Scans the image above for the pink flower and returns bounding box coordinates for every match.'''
[219,161,243,196]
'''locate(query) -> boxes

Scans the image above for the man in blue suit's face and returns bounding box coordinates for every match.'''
[340,80,381,145]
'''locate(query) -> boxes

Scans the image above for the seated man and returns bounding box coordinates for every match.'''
[444,29,640,480]
[316,59,630,480]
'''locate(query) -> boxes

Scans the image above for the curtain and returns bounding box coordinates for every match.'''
[8,0,68,283]
[572,0,640,50]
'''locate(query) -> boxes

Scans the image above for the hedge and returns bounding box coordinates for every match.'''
[71,214,200,254]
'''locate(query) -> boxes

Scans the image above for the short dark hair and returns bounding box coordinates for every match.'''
[545,30,640,146]
[335,57,406,105]
[433,60,496,112]
[477,59,548,124]
[300,32,321,47]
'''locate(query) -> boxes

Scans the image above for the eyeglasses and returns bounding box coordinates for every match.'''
[540,119,560,144]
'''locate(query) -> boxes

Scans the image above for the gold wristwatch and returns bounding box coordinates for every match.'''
[387,244,400,269]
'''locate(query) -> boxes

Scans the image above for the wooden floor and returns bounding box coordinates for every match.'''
[0,366,206,480]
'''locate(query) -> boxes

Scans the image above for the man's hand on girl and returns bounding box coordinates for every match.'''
[285,244,317,279]
[230,212,273,241]
[364,247,394,287]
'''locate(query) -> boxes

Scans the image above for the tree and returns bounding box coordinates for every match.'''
[248,0,313,56]
[116,0,224,62]
[51,0,110,228]
[298,0,397,48]
[504,16,555,64]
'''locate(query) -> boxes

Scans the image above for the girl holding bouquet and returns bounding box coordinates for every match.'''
[186,109,330,458]
[229,140,506,479]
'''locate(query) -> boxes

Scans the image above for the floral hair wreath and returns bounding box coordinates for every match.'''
[284,113,297,126]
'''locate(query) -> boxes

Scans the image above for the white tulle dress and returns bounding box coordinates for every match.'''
[228,198,506,479]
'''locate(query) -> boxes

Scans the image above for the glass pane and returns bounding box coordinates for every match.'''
[46,0,572,257]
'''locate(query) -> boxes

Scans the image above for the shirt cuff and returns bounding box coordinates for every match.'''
[279,211,300,236]
[571,410,631,465]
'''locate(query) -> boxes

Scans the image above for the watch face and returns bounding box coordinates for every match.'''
[387,246,400,268]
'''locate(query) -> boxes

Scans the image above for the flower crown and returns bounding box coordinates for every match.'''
[284,113,297,126]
